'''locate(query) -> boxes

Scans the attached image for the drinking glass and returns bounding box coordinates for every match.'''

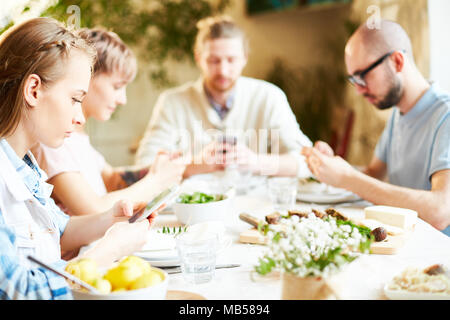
[267,177,298,210]
[175,232,218,284]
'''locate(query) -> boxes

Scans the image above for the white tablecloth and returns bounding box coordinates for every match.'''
[152,174,450,300]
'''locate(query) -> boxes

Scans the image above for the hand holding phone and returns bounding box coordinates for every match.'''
[216,135,237,154]
[128,185,180,223]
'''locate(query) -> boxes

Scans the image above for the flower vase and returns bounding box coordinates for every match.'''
[281,271,339,300]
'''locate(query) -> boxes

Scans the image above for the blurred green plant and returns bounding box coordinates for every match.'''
[41,0,231,88]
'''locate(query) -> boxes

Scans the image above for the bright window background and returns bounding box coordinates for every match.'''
[428,0,450,92]
[0,0,57,30]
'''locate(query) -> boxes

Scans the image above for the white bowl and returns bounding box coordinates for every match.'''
[172,195,231,225]
[71,268,168,300]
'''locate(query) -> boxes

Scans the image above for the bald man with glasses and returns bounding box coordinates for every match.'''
[302,20,450,236]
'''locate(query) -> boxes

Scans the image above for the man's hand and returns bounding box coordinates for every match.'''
[183,141,229,177]
[301,147,356,188]
[230,143,259,173]
[314,140,335,156]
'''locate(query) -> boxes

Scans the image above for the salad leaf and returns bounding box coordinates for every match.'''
[177,192,221,204]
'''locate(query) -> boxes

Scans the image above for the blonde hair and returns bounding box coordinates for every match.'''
[0,17,96,138]
[77,28,137,82]
[194,15,249,55]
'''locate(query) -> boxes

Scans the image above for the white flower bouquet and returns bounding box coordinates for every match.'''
[255,212,373,278]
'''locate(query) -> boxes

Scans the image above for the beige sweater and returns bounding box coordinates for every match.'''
[135,77,313,176]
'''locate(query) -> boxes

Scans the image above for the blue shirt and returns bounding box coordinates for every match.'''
[374,83,450,236]
[204,84,235,120]
[0,139,72,300]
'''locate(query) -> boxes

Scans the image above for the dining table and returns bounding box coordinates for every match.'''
[148,171,450,300]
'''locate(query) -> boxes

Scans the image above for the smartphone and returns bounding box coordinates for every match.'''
[216,135,237,154]
[128,185,180,223]
[217,135,237,145]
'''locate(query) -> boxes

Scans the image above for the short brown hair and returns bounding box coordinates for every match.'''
[0,17,96,138]
[194,15,249,55]
[77,28,137,82]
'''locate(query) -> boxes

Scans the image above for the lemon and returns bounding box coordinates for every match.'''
[119,256,151,274]
[66,258,100,285]
[103,263,143,290]
[65,261,82,279]
[92,278,112,294]
[130,270,163,290]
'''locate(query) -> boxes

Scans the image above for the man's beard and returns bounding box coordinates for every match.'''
[374,76,403,110]
[209,76,237,93]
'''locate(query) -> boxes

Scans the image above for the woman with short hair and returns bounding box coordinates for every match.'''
[32,27,185,217]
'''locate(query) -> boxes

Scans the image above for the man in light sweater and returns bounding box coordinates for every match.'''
[135,16,312,178]
[302,20,450,235]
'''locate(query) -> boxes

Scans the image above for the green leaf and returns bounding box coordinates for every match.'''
[38,0,231,88]
[272,232,282,243]
[178,192,218,203]
[255,257,276,275]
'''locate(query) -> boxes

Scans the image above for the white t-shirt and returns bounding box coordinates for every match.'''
[32,132,107,202]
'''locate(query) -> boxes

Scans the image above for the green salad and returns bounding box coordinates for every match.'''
[305,176,320,183]
[177,192,225,204]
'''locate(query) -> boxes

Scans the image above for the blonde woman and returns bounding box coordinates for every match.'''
[32,28,185,216]
[0,17,156,299]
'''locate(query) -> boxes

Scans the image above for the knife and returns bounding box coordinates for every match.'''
[27,255,100,294]
[163,263,241,274]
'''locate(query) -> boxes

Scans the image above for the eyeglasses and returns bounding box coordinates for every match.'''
[347,50,395,87]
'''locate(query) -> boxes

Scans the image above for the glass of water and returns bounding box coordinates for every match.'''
[267,177,298,210]
[175,232,218,284]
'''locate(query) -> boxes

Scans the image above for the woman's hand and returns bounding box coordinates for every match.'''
[102,218,150,260]
[109,199,161,225]
[147,151,186,188]
[80,199,163,267]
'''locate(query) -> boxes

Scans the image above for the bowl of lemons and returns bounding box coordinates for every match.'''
[66,255,168,300]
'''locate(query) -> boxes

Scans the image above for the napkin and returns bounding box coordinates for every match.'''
[182,221,226,242]
[140,230,176,252]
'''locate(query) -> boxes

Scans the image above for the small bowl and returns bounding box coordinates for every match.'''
[71,268,168,300]
[172,194,231,225]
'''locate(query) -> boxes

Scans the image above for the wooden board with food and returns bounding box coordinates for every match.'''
[238,205,417,255]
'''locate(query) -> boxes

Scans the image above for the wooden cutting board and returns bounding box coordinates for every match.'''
[369,233,408,254]
[239,228,268,245]
[239,228,408,254]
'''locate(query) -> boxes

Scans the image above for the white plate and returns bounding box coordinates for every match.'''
[384,283,450,300]
[134,235,232,268]
[136,249,179,261]
[297,188,361,204]
[134,251,181,267]
[297,181,361,204]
